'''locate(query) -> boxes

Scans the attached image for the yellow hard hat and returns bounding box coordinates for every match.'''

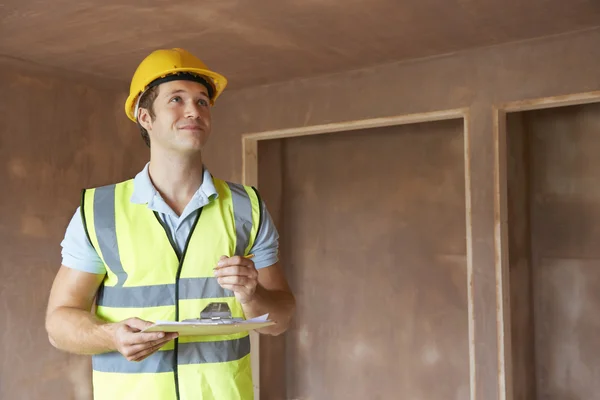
[124,48,228,122]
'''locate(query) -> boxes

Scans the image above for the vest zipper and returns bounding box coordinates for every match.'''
[153,210,202,400]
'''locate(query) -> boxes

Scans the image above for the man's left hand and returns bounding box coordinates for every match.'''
[214,255,259,304]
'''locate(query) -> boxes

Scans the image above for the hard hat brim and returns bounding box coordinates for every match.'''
[124,67,227,122]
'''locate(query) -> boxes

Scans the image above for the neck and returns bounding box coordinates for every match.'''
[148,150,204,216]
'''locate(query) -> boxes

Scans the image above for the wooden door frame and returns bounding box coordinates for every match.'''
[241,108,471,400]
[492,90,600,400]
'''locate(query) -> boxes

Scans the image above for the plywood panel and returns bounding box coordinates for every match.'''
[525,103,600,399]
[270,119,468,399]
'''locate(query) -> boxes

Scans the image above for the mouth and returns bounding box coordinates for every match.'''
[179,125,205,131]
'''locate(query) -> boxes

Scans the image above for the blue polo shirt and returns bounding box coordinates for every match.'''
[61,163,279,274]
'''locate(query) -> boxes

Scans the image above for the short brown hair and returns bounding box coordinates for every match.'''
[136,85,159,147]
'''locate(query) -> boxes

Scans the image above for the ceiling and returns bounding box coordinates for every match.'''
[1,0,600,89]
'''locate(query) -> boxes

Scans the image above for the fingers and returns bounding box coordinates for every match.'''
[214,255,260,303]
[219,284,250,294]
[118,333,177,362]
[214,267,258,287]
[214,256,258,300]
[216,255,254,269]
[214,265,257,277]
[128,336,175,362]
[122,331,178,351]
[214,256,258,283]
[121,327,168,344]
[123,317,154,332]
[216,275,254,286]
[114,319,178,361]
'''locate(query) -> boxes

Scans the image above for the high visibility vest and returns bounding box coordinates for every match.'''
[81,177,261,400]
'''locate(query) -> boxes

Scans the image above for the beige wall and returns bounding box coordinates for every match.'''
[506,103,600,400]
[1,26,599,400]
[0,58,144,399]
[207,28,600,399]
[524,103,600,400]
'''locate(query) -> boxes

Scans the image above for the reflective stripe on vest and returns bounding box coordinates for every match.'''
[93,336,251,373]
[81,178,260,400]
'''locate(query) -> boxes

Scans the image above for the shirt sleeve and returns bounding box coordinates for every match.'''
[60,207,107,275]
[249,200,280,270]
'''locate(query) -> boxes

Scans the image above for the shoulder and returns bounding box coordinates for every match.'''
[213,177,261,203]
[83,178,135,192]
[81,179,135,202]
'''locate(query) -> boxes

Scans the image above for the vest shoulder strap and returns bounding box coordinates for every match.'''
[80,180,134,250]
[80,178,263,257]
[215,178,263,256]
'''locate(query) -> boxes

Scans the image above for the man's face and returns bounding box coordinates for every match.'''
[139,80,212,154]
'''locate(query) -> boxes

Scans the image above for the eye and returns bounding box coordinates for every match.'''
[198,99,209,107]
[170,96,182,103]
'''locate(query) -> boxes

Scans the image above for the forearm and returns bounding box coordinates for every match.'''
[241,285,295,336]
[46,306,116,355]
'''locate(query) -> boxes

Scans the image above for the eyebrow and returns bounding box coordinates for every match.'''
[165,89,209,98]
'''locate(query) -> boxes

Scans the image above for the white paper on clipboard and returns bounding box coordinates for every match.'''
[142,314,274,336]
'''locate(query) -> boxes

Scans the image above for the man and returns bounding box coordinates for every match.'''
[45,48,295,400]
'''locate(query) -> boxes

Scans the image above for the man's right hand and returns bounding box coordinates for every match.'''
[46,267,179,358]
[108,318,178,362]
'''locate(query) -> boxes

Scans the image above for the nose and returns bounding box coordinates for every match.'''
[184,102,202,119]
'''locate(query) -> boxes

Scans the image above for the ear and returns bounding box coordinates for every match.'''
[138,107,153,131]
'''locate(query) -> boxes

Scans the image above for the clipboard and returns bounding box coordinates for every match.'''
[143,315,274,336]
[142,302,275,336]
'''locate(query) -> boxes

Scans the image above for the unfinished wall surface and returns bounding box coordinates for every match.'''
[0,58,144,400]
[258,120,468,399]
[525,103,600,400]
[2,25,598,400]
[208,28,600,399]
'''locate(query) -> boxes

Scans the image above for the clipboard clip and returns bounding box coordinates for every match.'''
[198,302,233,321]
